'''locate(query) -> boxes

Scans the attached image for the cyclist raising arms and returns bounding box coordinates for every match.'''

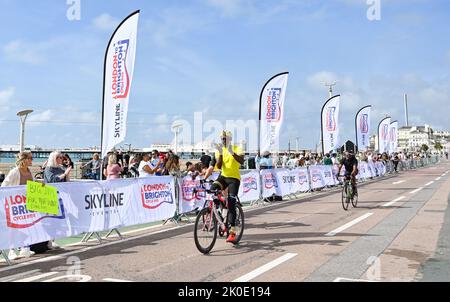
[337,150,359,195]
[210,130,245,243]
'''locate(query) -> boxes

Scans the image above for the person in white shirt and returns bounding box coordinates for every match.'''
[138,153,160,178]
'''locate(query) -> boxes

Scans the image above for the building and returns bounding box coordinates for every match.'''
[432,130,450,153]
[398,125,434,152]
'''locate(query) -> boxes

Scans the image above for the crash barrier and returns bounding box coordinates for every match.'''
[0,177,176,251]
[0,156,439,254]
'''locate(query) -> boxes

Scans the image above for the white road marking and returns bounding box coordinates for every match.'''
[43,274,92,282]
[13,272,58,282]
[425,181,434,186]
[103,278,134,282]
[232,253,297,282]
[435,177,441,181]
[0,269,40,282]
[64,224,166,247]
[409,187,423,194]
[325,213,374,237]
[382,196,406,207]
[0,224,189,273]
[333,277,377,282]
[392,180,405,185]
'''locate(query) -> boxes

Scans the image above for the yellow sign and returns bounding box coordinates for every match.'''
[26,181,59,215]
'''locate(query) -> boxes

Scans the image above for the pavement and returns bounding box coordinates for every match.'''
[1,159,449,282]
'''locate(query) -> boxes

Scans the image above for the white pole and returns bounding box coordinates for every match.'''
[175,130,178,154]
[19,119,25,153]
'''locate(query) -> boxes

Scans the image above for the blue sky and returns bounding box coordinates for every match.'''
[0,0,449,151]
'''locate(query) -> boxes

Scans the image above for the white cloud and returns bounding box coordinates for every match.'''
[146,8,210,48]
[28,109,56,124]
[0,87,15,108]
[205,0,244,17]
[27,108,97,126]
[3,40,46,64]
[92,13,120,31]
[155,113,169,124]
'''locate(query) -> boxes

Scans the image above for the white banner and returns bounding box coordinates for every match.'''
[322,165,336,186]
[321,95,341,154]
[178,176,205,214]
[102,11,140,158]
[389,121,399,155]
[238,171,261,203]
[378,117,391,154]
[259,72,289,153]
[0,176,176,250]
[290,168,310,193]
[309,166,326,190]
[274,169,292,196]
[356,105,371,151]
[357,162,371,180]
[260,169,280,198]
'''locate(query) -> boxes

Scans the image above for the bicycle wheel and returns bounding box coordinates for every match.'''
[194,207,217,254]
[341,185,350,211]
[351,187,358,208]
[233,204,245,245]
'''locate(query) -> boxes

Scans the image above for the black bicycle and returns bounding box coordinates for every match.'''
[341,175,358,210]
[193,179,245,254]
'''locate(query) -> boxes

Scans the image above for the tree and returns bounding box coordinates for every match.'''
[421,144,429,152]
[434,142,443,152]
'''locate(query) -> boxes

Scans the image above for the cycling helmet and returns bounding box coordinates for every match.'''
[219,130,232,138]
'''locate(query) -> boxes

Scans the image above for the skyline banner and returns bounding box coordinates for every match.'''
[378,116,391,154]
[321,95,341,154]
[259,72,289,154]
[101,10,140,158]
[355,105,372,151]
[0,176,176,250]
[389,120,399,154]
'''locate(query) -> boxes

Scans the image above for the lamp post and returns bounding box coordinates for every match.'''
[17,109,33,153]
[124,143,131,153]
[171,122,183,155]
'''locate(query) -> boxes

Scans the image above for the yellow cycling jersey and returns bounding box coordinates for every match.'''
[215,145,243,180]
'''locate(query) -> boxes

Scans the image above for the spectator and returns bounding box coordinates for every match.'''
[1,152,36,259]
[105,154,122,180]
[138,153,160,178]
[128,154,140,178]
[81,153,101,180]
[122,153,130,177]
[41,151,70,252]
[331,153,339,165]
[62,153,74,170]
[45,151,72,183]
[162,155,181,176]
[392,153,400,173]
[116,150,124,167]
[323,153,333,165]
[151,150,164,176]
[259,151,273,169]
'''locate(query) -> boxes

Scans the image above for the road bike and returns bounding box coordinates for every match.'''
[193,179,245,254]
[341,175,358,210]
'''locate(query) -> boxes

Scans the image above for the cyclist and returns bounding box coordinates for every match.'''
[210,130,244,243]
[337,150,359,196]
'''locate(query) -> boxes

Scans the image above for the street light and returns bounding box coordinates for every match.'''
[171,122,183,155]
[17,109,33,153]
[123,143,131,153]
